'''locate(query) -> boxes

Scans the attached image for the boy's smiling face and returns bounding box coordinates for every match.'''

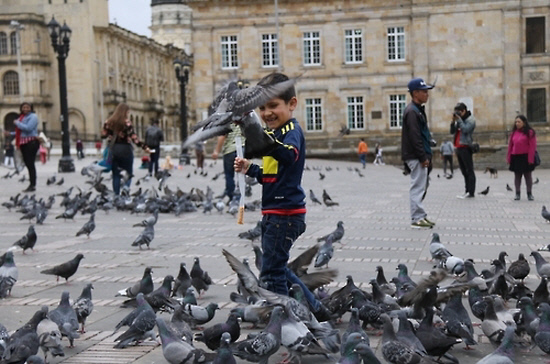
[259,96,297,130]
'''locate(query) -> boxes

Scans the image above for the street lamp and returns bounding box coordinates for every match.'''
[9,20,25,103]
[173,58,191,165]
[47,16,74,173]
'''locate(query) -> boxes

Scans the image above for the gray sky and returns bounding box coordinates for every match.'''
[108,0,152,37]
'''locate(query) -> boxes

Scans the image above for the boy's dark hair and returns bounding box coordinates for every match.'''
[257,72,296,103]
[454,102,468,112]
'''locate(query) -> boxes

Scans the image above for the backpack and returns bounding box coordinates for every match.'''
[145,127,161,147]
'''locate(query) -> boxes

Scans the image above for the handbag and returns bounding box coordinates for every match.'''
[535,150,541,167]
[470,143,480,154]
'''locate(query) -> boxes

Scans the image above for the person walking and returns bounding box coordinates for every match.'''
[357,138,368,168]
[76,139,84,159]
[101,103,149,195]
[401,78,436,229]
[440,140,454,177]
[14,102,39,192]
[234,72,333,321]
[4,141,14,168]
[507,114,537,201]
[194,141,205,173]
[451,102,476,198]
[144,120,164,177]
[212,124,243,201]
[373,143,385,165]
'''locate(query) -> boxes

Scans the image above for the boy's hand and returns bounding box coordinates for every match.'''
[234,157,251,174]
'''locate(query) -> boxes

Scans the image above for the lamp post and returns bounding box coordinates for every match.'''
[47,16,74,173]
[173,58,191,165]
[9,21,25,103]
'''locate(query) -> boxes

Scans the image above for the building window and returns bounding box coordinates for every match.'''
[262,33,278,67]
[347,96,364,129]
[527,88,547,123]
[526,17,546,54]
[9,32,17,55]
[0,32,7,55]
[221,35,239,69]
[344,29,363,64]
[389,94,406,129]
[3,71,19,95]
[303,31,321,66]
[387,26,405,61]
[305,98,322,131]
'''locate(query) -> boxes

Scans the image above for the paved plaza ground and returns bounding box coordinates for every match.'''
[0,154,549,363]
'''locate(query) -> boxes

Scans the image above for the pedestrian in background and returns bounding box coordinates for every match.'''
[401,78,435,229]
[195,141,205,173]
[212,124,243,201]
[102,103,150,195]
[144,120,164,177]
[357,138,368,168]
[451,102,476,198]
[76,139,84,159]
[4,141,14,168]
[373,143,385,165]
[507,114,537,201]
[14,102,39,192]
[440,139,454,177]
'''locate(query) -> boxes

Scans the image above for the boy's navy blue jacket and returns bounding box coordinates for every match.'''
[245,118,306,213]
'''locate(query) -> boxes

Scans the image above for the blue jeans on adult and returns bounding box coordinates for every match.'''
[148,147,160,176]
[223,151,236,200]
[111,143,133,195]
[405,159,428,223]
[359,153,366,168]
[260,214,320,312]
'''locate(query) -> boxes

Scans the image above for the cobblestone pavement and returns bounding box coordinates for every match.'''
[0,155,549,363]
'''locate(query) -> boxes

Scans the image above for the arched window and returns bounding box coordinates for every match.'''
[9,32,17,55]
[0,32,7,55]
[3,71,19,95]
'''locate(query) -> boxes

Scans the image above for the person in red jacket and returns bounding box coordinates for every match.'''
[507,114,537,201]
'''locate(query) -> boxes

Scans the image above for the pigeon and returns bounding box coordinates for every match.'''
[49,291,80,348]
[132,209,159,228]
[478,186,490,195]
[222,249,260,300]
[0,251,18,298]
[194,312,241,351]
[341,308,369,353]
[131,221,154,249]
[116,266,154,299]
[183,77,297,158]
[530,251,550,277]
[476,324,515,364]
[337,124,351,138]
[212,332,237,364]
[314,236,334,268]
[534,276,550,308]
[46,175,56,185]
[534,177,540,184]
[156,317,196,364]
[12,225,37,254]
[506,183,513,191]
[167,305,193,344]
[379,314,425,364]
[24,355,45,364]
[172,263,192,298]
[416,307,461,363]
[442,293,477,349]
[232,306,283,364]
[238,220,262,241]
[75,213,95,238]
[507,253,530,282]
[114,293,156,349]
[0,322,8,355]
[542,205,550,222]
[36,306,65,362]
[54,205,78,220]
[317,221,344,244]
[2,308,47,364]
[535,302,550,354]
[190,257,212,297]
[179,302,219,329]
[40,253,84,283]
[141,275,175,313]
[338,333,377,364]
[72,283,94,333]
[429,233,452,261]
[319,172,325,180]
[309,190,322,205]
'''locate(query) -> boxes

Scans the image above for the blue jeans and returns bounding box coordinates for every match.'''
[148,148,160,175]
[111,143,133,195]
[260,214,320,311]
[359,154,366,168]
[223,151,236,200]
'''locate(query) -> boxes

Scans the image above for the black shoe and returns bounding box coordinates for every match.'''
[313,303,336,322]
[514,193,520,201]
[22,185,35,192]
[528,193,534,201]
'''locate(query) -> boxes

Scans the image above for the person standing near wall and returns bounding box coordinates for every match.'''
[144,120,164,177]
[451,102,476,199]
[440,140,454,177]
[507,114,537,201]
[14,102,39,192]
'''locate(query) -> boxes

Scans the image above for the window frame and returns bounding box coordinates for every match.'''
[526,87,547,123]
[525,16,546,54]
[304,97,323,132]
[387,26,406,62]
[302,31,321,66]
[389,93,407,129]
[221,35,239,70]
[347,96,365,130]
[9,32,17,55]
[3,70,20,96]
[261,33,279,68]
[344,28,363,64]
[0,32,7,55]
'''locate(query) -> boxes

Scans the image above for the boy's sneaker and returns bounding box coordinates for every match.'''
[424,218,436,226]
[411,219,433,229]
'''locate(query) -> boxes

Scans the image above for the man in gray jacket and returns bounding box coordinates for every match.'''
[451,102,476,198]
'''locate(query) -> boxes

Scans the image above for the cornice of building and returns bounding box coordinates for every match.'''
[0,13,46,26]
[152,0,188,6]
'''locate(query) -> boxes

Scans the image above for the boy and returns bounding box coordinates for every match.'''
[234,73,333,321]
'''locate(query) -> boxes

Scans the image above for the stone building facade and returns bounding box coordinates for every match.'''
[0,0,188,146]
[152,0,550,156]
